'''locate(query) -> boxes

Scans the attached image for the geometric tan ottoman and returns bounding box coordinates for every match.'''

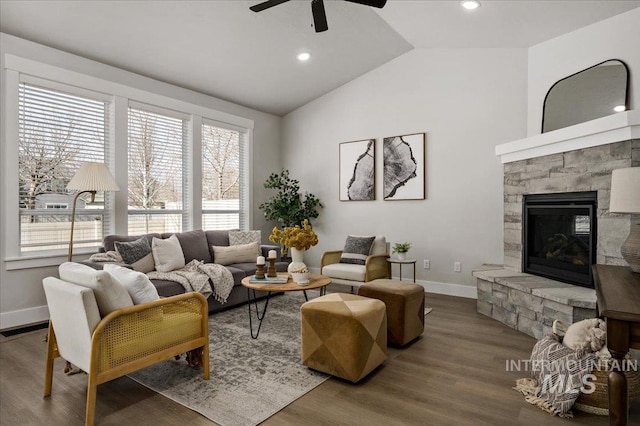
[300,293,387,383]
[358,279,425,346]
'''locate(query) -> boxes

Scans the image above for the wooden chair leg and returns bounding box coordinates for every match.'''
[44,322,56,397]
[202,342,210,380]
[85,374,97,426]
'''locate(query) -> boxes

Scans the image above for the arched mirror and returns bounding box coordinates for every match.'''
[542,59,629,133]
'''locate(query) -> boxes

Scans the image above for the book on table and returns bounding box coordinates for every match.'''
[249,275,289,284]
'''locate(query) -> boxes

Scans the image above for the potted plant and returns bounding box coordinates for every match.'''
[392,242,412,261]
[259,169,323,227]
[260,169,322,258]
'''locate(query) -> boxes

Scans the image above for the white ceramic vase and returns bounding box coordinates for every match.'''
[397,252,407,261]
[288,247,307,274]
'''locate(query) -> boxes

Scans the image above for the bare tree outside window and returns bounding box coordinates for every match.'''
[127,108,184,235]
[202,125,240,200]
[17,83,107,252]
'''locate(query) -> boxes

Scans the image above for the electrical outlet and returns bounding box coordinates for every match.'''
[454,261,461,272]
[423,259,430,269]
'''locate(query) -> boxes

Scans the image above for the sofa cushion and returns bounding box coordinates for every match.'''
[152,235,186,272]
[212,241,260,266]
[205,229,237,248]
[104,264,159,305]
[114,236,156,273]
[225,266,250,286]
[59,262,133,316]
[229,230,261,246]
[174,229,212,264]
[149,278,186,297]
[340,235,376,265]
[104,233,160,252]
[322,263,366,282]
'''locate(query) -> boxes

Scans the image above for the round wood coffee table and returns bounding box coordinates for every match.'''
[241,273,331,339]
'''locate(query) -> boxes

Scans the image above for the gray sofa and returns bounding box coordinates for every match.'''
[83,229,288,313]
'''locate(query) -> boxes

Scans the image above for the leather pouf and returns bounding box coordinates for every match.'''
[300,293,387,383]
[358,279,425,346]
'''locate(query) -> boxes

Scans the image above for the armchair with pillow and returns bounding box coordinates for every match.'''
[43,262,209,425]
[320,235,389,291]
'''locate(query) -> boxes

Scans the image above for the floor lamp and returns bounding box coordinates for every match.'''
[66,162,120,262]
[609,167,640,273]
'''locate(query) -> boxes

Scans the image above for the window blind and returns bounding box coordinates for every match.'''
[201,121,249,230]
[127,107,186,235]
[18,82,110,253]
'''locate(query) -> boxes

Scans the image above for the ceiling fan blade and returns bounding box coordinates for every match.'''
[344,0,387,8]
[250,0,291,13]
[311,0,328,32]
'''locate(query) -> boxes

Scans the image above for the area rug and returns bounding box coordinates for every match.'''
[128,292,329,426]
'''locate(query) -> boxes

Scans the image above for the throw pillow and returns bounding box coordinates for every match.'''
[114,236,155,273]
[339,235,376,265]
[529,334,595,415]
[152,234,186,272]
[59,262,133,316]
[229,230,261,246]
[212,241,261,266]
[103,263,159,305]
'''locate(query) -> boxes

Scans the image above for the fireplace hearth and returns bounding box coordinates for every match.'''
[523,192,597,288]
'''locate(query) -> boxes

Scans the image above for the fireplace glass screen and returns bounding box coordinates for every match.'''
[523,192,597,288]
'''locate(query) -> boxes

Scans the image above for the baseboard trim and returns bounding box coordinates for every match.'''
[415,279,477,299]
[0,305,49,331]
[309,266,477,299]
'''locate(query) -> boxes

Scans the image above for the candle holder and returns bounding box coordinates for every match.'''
[255,263,266,279]
[267,257,277,278]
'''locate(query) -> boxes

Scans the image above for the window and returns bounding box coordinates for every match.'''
[201,122,248,230]
[18,82,110,253]
[127,107,186,235]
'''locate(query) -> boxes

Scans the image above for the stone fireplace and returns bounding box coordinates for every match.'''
[473,111,639,339]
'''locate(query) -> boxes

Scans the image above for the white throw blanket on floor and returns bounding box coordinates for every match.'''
[147,260,234,303]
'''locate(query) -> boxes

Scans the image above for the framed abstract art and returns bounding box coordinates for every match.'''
[383,133,426,200]
[339,139,375,201]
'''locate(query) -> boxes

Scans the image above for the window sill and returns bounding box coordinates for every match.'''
[4,248,98,271]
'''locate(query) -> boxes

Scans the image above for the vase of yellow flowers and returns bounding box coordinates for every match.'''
[269,219,319,275]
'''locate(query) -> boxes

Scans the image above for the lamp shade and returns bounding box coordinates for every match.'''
[610,167,640,214]
[67,162,120,192]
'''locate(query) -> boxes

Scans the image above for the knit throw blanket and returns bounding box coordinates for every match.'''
[147,260,234,304]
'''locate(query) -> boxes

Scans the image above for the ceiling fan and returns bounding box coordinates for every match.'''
[250,0,387,33]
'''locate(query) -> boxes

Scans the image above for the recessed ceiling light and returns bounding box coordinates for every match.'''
[613,105,626,112]
[460,0,481,10]
[296,52,311,62]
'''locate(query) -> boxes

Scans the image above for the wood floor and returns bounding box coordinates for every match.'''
[1,291,638,425]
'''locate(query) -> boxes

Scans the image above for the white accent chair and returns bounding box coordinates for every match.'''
[43,270,209,425]
[320,236,390,291]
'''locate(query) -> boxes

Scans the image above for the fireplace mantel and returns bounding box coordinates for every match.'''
[496,110,640,164]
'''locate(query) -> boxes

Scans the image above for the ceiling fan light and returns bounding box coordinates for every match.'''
[460,0,481,10]
[297,52,311,61]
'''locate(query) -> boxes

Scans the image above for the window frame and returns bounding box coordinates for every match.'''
[201,118,250,231]
[17,78,114,255]
[3,54,254,270]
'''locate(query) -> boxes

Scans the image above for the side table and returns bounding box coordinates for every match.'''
[593,264,640,426]
[386,258,417,282]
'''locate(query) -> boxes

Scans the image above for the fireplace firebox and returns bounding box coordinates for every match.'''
[523,192,597,288]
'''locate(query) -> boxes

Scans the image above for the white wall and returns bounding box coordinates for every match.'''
[527,8,640,136]
[282,48,528,291]
[0,33,282,329]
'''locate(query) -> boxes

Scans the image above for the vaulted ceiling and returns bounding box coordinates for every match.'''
[1,1,638,116]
